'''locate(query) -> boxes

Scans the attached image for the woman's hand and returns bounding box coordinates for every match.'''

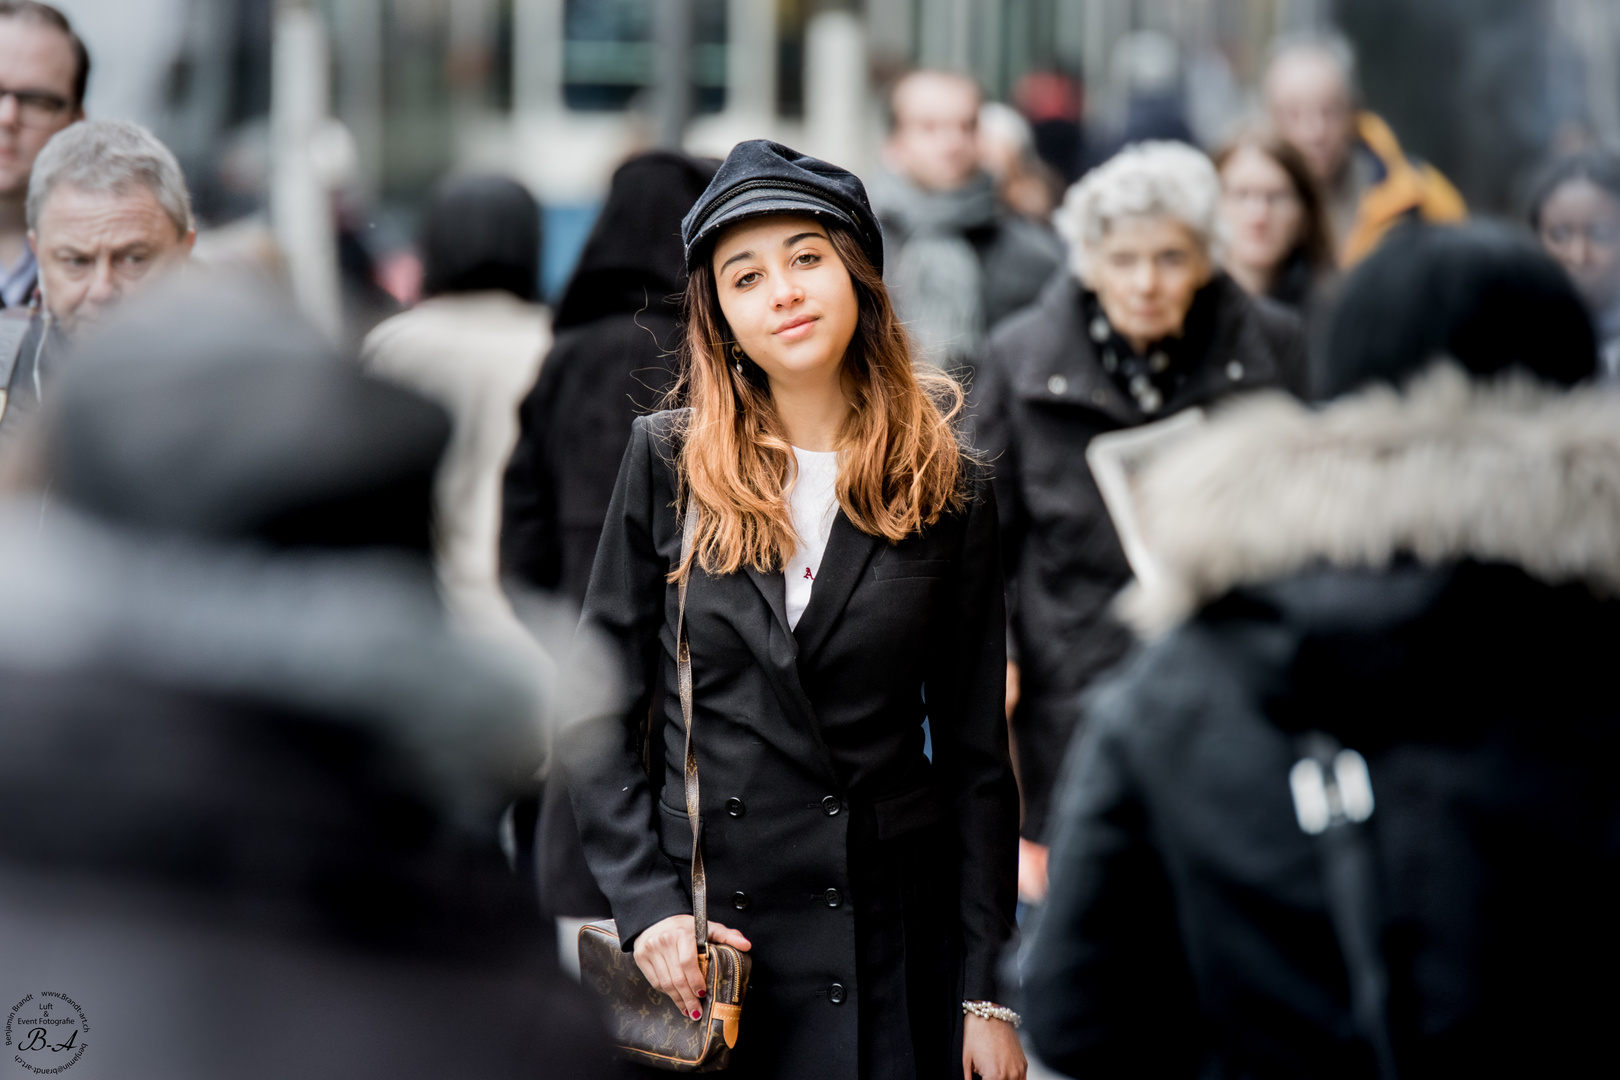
[963,1014,1027,1080]
[632,914,752,1020]
[1018,838,1049,904]
[1005,660,1021,722]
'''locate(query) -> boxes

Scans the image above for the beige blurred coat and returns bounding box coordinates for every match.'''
[362,291,549,642]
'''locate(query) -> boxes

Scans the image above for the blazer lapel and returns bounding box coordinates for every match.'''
[733,563,840,786]
[792,511,882,666]
[745,564,792,637]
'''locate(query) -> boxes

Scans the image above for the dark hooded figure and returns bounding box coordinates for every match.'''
[501,151,717,925]
[1022,223,1613,1079]
[0,279,619,1080]
[502,151,718,607]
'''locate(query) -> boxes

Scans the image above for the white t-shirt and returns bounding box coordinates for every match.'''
[785,446,840,630]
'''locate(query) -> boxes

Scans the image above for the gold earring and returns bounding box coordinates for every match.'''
[730,342,745,374]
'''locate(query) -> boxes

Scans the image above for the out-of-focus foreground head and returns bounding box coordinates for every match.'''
[1323,224,1597,398]
[47,277,444,551]
[0,2,87,201]
[1529,149,1620,316]
[0,278,618,1077]
[887,69,984,192]
[27,118,194,334]
[418,173,540,302]
[1264,34,1357,186]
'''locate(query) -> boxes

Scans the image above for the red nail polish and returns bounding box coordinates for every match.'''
[697,989,706,998]
[692,1009,702,1019]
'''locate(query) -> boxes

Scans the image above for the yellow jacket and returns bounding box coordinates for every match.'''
[1341,112,1467,266]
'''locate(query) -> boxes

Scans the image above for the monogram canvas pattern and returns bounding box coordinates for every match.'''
[579,921,752,1072]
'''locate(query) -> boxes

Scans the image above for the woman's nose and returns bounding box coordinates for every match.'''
[770,278,803,308]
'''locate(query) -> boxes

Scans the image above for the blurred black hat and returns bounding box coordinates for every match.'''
[1322,223,1597,399]
[47,279,449,553]
[681,139,883,274]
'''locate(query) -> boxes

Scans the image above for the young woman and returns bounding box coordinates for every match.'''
[561,140,1024,1080]
[1529,149,1620,378]
[1215,131,1334,312]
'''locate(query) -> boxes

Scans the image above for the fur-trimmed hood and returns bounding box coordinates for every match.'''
[1120,364,1620,635]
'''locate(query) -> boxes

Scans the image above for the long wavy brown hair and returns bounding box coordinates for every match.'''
[668,224,966,580]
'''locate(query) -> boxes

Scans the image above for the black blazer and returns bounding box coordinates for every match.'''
[560,411,1018,1080]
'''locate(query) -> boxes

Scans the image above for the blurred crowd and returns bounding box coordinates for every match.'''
[3,0,1620,1076]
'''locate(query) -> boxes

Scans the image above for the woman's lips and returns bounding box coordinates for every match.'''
[773,315,818,340]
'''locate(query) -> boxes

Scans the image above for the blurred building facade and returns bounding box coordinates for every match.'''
[49,0,1620,307]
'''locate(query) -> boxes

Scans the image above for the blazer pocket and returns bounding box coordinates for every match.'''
[872,558,951,581]
[657,799,702,861]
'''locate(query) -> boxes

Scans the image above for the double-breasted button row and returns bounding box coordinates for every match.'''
[828,983,847,1005]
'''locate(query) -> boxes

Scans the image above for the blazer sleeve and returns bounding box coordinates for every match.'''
[923,473,1020,1001]
[1021,704,1200,1077]
[556,414,689,946]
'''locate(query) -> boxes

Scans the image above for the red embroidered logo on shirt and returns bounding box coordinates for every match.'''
[803,567,814,580]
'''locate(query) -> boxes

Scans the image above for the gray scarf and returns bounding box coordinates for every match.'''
[870,170,998,365]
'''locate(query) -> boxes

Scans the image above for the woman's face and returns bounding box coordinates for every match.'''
[1219,145,1305,276]
[1086,216,1212,349]
[711,214,860,389]
[1539,178,1620,312]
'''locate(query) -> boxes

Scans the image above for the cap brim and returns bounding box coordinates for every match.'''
[687,191,859,269]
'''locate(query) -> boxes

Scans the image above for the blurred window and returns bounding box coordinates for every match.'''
[563,0,727,112]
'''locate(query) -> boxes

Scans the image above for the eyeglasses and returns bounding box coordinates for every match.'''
[0,86,72,128]
[1222,186,1301,211]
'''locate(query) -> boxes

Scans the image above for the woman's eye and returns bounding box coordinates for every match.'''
[734,271,760,288]
[793,252,820,266]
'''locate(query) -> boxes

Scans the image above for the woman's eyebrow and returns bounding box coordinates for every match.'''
[719,249,755,273]
[784,231,827,247]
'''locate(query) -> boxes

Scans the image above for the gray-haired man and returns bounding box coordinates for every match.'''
[0,118,193,442]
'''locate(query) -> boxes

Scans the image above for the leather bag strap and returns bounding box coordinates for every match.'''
[675,500,707,955]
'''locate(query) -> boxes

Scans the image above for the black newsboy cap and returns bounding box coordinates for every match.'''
[681,140,883,274]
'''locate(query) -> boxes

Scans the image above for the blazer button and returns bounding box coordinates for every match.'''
[731,891,749,911]
[725,797,745,818]
[828,983,847,1005]
[824,888,842,908]
[821,795,841,816]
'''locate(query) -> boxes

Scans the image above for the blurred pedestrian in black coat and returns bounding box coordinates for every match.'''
[972,142,1306,900]
[502,151,717,609]
[0,279,619,1080]
[500,150,716,925]
[1023,224,1611,1079]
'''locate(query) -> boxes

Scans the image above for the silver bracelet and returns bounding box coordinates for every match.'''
[962,1000,1022,1028]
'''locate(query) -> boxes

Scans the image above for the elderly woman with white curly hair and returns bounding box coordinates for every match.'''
[972,140,1307,902]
